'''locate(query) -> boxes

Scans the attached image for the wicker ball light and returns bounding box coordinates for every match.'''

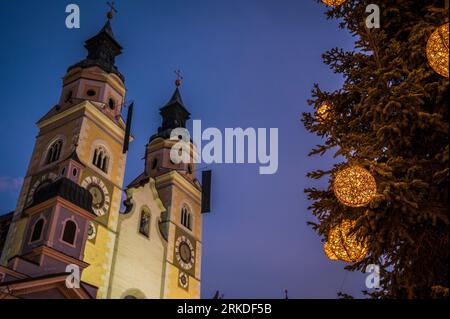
[426,23,449,78]
[324,241,339,261]
[324,219,368,263]
[316,103,331,123]
[321,0,347,6]
[333,165,377,208]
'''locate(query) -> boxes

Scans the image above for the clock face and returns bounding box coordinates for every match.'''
[175,235,195,270]
[81,176,110,216]
[87,221,97,240]
[88,185,105,209]
[27,172,59,205]
[178,271,189,290]
[179,242,192,263]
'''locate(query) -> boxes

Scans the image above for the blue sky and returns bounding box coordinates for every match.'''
[0,0,368,298]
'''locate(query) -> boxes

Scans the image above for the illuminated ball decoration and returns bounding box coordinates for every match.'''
[333,165,377,207]
[324,219,368,263]
[324,241,338,261]
[426,23,449,78]
[316,103,331,123]
[321,0,347,6]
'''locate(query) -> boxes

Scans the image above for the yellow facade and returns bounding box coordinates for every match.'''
[156,170,203,299]
[108,180,167,299]
[163,263,201,299]
[75,100,128,297]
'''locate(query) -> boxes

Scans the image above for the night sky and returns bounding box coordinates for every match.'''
[0,0,367,298]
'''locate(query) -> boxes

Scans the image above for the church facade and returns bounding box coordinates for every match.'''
[0,18,205,299]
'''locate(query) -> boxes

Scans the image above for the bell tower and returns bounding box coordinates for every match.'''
[146,80,203,299]
[61,19,126,122]
[0,13,130,299]
[106,79,203,299]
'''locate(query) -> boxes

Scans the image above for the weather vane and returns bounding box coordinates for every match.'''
[106,1,118,20]
[174,70,183,87]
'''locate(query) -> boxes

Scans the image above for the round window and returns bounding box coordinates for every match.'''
[108,98,116,110]
[86,90,96,97]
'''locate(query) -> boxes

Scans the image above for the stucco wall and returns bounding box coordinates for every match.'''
[108,181,166,299]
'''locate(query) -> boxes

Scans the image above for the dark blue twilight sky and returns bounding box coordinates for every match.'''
[0,0,368,298]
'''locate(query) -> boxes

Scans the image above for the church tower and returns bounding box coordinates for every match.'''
[148,83,203,299]
[0,16,129,299]
[108,80,203,299]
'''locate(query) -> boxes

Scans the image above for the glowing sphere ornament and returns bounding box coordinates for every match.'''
[321,0,347,6]
[333,165,377,207]
[324,241,338,261]
[426,23,449,78]
[324,219,368,263]
[316,103,331,123]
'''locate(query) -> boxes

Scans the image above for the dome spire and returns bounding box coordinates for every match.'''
[67,3,124,81]
[149,72,191,141]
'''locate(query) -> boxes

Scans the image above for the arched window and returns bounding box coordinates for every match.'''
[62,220,77,245]
[92,146,110,173]
[121,289,146,299]
[151,158,158,170]
[181,205,192,231]
[45,140,63,165]
[139,209,150,237]
[31,218,45,242]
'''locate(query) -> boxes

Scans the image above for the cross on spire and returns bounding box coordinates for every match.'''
[175,70,183,87]
[107,1,118,20]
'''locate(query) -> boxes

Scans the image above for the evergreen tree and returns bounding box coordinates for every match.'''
[302,0,448,298]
